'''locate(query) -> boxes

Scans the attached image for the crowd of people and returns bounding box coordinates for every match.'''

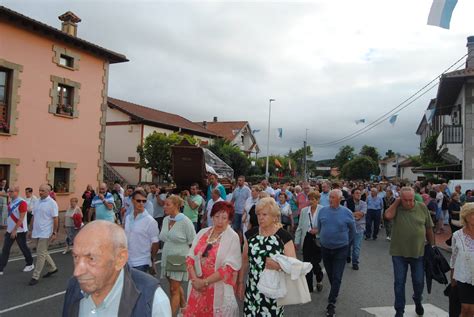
[0,176,473,317]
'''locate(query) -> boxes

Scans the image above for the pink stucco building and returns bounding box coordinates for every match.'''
[0,6,127,216]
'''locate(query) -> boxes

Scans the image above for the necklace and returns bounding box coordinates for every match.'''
[207,227,225,245]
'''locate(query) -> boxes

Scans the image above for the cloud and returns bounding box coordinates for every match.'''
[4,0,474,160]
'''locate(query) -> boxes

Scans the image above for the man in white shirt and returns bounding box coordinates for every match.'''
[0,185,34,275]
[125,189,159,273]
[63,220,171,317]
[29,184,59,285]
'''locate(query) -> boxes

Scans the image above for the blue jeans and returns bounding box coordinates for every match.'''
[133,264,150,272]
[232,213,243,232]
[348,232,364,265]
[321,245,349,304]
[365,209,381,239]
[392,256,424,314]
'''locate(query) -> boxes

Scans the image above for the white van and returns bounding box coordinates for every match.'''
[447,179,474,195]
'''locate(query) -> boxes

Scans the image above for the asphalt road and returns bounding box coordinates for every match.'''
[0,233,450,317]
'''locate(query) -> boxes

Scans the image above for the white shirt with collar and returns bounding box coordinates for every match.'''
[125,210,159,267]
[32,195,58,239]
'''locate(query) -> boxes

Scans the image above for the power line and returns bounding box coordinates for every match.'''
[313,53,468,147]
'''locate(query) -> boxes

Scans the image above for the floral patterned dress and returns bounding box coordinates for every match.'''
[184,230,237,317]
[243,227,293,317]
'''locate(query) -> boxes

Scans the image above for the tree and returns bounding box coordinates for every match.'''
[137,132,197,182]
[420,134,443,164]
[208,139,250,176]
[287,145,313,175]
[334,145,355,169]
[360,145,380,163]
[341,156,380,180]
[385,149,395,158]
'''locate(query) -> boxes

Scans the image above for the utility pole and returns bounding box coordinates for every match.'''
[304,129,308,181]
[265,98,275,180]
[395,152,400,180]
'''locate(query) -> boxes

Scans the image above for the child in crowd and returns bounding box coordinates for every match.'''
[63,197,83,254]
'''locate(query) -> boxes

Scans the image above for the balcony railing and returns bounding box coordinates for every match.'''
[440,125,463,144]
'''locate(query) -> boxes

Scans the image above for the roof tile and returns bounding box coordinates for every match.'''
[108,97,216,137]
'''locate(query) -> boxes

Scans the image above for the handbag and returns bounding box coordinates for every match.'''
[192,254,202,277]
[166,255,187,272]
[281,215,292,226]
[257,269,287,299]
[276,272,311,306]
[308,212,321,247]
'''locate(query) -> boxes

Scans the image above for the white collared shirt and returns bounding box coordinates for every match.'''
[125,210,159,267]
[32,196,58,239]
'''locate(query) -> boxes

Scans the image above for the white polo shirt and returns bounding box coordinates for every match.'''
[125,210,159,267]
[32,196,59,239]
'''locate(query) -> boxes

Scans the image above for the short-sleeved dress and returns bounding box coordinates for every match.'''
[160,215,196,281]
[244,227,293,317]
[184,230,238,316]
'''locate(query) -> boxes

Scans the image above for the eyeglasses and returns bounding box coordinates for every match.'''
[134,199,147,204]
[202,243,213,258]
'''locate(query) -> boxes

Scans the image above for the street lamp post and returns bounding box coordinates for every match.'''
[265,98,275,180]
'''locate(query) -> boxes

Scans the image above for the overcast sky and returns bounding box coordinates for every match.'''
[5,0,474,160]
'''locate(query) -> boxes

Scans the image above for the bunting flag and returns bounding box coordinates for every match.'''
[425,108,436,125]
[389,115,398,126]
[355,118,366,124]
[427,0,458,29]
[252,129,261,134]
[277,128,283,139]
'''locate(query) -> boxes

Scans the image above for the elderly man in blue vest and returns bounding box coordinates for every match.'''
[63,220,171,317]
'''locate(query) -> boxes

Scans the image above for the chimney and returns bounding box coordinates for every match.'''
[202,121,207,128]
[467,36,474,69]
[213,116,218,122]
[58,11,81,37]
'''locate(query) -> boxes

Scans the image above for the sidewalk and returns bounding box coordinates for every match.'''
[0,211,68,257]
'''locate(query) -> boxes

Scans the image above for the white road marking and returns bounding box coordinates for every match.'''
[0,291,66,314]
[361,304,448,317]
